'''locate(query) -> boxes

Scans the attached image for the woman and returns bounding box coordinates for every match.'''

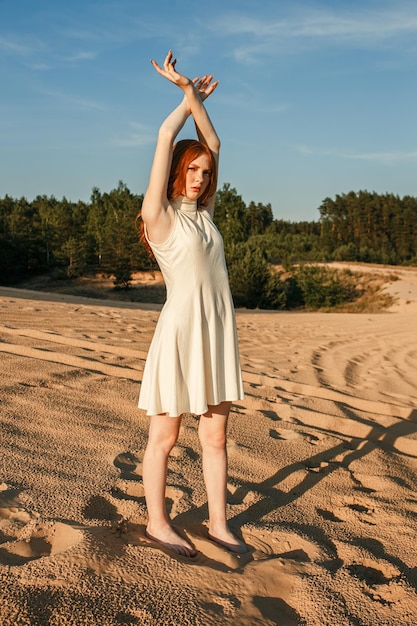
[138,51,246,557]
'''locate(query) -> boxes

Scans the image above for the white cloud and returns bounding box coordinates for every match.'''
[112,122,155,147]
[29,63,52,71]
[218,92,287,114]
[294,143,417,163]
[0,33,97,69]
[65,50,98,62]
[348,150,417,163]
[0,35,40,56]
[40,88,105,111]
[208,4,417,62]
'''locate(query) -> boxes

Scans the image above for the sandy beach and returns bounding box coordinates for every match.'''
[1,263,416,625]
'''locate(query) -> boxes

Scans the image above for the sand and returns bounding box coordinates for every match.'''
[0,263,416,625]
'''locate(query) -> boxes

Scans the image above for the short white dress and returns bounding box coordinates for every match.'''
[138,196,244,417]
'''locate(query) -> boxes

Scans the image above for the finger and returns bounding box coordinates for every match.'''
[164,50,174,70]
[150,59,164,74]
[201,78,211,90]
[206,80,219,95]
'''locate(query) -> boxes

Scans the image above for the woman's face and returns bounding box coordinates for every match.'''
[183,154,212,201]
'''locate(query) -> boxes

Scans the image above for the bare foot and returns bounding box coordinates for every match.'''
[207,526,248,554]
[145,525,197,557]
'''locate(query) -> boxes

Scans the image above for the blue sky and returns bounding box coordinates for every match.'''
[1,0,416,221]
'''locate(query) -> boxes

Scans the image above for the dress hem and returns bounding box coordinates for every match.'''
[138,393,245,418]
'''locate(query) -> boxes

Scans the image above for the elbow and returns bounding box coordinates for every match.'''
[140,200,151,225]
[210,134,220,154]
[141,193,156,223]
[158,125,176,144]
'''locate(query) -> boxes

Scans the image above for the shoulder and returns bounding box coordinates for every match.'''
[142,203,176,245]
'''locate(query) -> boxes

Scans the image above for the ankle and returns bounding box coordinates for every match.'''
[208,520,228,535]
[147,519,171,534]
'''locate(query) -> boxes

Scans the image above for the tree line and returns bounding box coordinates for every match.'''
[1,183,416,308]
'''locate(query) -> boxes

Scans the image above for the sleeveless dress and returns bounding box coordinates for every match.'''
[138,196,244,417]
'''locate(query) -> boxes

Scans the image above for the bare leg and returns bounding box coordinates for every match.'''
[199,402,247,553]
[142,413,196,557]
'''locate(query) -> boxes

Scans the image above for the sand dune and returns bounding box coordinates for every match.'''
[1,264,416,625]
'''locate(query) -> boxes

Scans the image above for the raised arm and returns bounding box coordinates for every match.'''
[141,95,189,240]
[150,51,220,212]
[141,51,219,241]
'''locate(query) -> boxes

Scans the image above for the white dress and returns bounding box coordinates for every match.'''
[138,196,244,417]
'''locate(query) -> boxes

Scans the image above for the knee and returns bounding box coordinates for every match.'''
[199,429,227,452]
[147,431,178,456]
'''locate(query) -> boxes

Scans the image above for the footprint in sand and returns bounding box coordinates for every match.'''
[231,529,329,623]
[348,561,400,587]
[170,444,199,462]
[226,439,250,457]
[165,486,189,517]
[270,428,302,441]
[317,508,344,523]
[182,522,251,571]
[264,528,323,562]
[336,543,405,606]
[201,594,241,618]
[114,479,187,519]
[332,495,378,525]
[226,483,260,507]
[261,409,281,421]
[351,471,406,494]
[260,528,325,564]
[82,495,121,522]
[0,489,34,525]
[110,483,148,525]
[113,481,145,501]
[113,451,143,480]
[112,452,146,520]
[187,522,327,619]
[0,522,82,566]
[113,452,189,518]
[0,485,82,566]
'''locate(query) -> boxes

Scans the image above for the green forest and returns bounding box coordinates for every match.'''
[1,182,416,309]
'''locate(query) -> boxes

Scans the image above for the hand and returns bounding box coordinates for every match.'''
[193,74,219,102]
[150,50,219,100]
[150,50,192,89]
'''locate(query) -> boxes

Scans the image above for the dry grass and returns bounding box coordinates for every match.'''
[328,268,399,313]
[16,271,167,305]
[15,266,400,313]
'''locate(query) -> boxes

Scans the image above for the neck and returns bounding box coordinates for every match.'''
[172,196,198,212]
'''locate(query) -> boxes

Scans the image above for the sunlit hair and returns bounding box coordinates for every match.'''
[138,139,217,254]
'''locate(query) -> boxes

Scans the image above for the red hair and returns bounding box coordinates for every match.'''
[139,139,217,253]
[168,139,217,206]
